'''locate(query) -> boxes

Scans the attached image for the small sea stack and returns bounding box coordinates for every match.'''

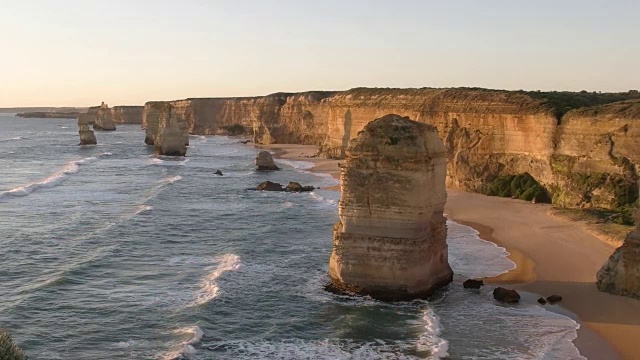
[93,102,116,131]
[155,104,187,156]
[77,114,97,145]
[327,114,453,301]
[255,151,280,170]
[597,201,640,299]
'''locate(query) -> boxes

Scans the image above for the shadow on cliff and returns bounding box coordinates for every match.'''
[341,110,353,158]
[520,280,640,326]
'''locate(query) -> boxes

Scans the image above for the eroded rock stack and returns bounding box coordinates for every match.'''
[155,104,187,156]
[327,114,453,301]
[77,114,97,145]
[597,202,640,299]
[143,101,189,146]
[93,102,116,131]
[255,151,279,170]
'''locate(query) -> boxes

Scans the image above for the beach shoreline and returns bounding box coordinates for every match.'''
[258,142,640,360]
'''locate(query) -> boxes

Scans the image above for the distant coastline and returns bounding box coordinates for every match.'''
[15,111,82,119]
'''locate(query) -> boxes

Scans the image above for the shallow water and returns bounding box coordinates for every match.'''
[0,115,585,359]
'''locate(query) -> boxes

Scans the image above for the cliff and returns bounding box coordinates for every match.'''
[111,106,143,124]
[141,88,640,211]
[143,102,189,146]
[327,115,452,300]
[154,103,187,156]
[77,114,97,145]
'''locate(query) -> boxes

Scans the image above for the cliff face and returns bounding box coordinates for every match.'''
[155,103,187,156]
[92,103,116,131]
[142,89,640,211]
[111,106,143,124]
[328,115,452,300]
[597,196,640,299]
[77,114,97,145]
[143,102,189,147]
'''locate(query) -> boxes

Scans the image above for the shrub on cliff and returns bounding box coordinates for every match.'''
[0,329,27,360]
[486,173,550,203]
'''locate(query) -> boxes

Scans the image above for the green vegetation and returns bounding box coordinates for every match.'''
[524,90,640,118]
[0,329,27,360]
[221,124,246,136]
[485,173,550,203]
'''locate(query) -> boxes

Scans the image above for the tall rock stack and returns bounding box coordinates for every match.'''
[155,104,187,156]
[93,102,116,131]
[597,188,640,299]
[327,114,453,301]
[77,114,97,145]
[143,101,189,146]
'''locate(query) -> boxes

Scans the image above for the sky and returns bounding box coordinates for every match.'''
[0,0,638,106]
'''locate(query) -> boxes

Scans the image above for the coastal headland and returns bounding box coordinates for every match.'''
[259,142,640,360]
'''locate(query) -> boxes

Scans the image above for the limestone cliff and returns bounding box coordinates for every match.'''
[77,114,97,145]
[327,114,453,300]
[597,201,640,298]
[154,103,187,156]
[142,88,640,211]
[111,106,143,124]
[93,102,116,131]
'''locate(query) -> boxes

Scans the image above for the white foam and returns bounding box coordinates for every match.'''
[417,308,449,359]
[150,158,190,166]
[275,159,315,170]
[101,152,113,156]
[1,136,24,142]
[163,175,183,184]
[309,191,339,207]
[161,326,204,360]
[134,205,153,215]
[0,156,97,199]
[190,254,240,307]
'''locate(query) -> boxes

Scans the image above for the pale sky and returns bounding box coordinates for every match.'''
[0,0,638,107]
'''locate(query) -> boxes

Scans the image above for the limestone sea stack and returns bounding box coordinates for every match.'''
[155,104,187,156]
[327,114,453,301]
[93,102,116,131]
[143,101,189,146]
[77,114,97,145]
[255,151,280,170]
[597,202,640,299]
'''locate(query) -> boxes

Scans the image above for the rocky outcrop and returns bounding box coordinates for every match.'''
[255,151,279,170]
[463,279,484,289]
[77,114,97,145]
[327,114,453,301]
[154,104,187,156]
[597,202,640,299]
[111,106,143,124]
[143,102,189,146]
[493,287,521,303]
[93,102,116,131]
[141,89,640,211]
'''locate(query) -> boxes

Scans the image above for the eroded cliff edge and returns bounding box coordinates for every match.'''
[142,88,640,211]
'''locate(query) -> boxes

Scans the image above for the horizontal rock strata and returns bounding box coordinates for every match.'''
[111,106,143,124]
[140,89,640,211]
[154,103,187,156]
[328,114,453,301]
[77,114,97,145]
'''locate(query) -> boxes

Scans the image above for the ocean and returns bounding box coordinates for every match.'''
[0,115,585,359]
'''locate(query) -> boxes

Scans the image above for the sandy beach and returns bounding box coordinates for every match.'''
[260,143,640,360]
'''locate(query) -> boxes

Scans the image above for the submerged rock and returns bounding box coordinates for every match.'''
[463,279,484,289]
[493,287,521,303]
[77,114,97,145]
[327,114,453,301]
[284,182,314,192]
[214,170,223,176]
[538,297,547,305]
[255,151,280,170]
[256,181,285,191]
[597,199,640,299]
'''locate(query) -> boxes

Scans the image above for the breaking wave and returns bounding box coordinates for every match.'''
[0,156,98,199]
[190,254,240,307]
[161,326,204,360]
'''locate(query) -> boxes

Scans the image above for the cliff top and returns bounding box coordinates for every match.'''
[564,99,640,120]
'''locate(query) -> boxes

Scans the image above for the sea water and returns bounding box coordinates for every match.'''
[0,115,585,359]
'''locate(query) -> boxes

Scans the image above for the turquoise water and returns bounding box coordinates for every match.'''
[0,115,585,359]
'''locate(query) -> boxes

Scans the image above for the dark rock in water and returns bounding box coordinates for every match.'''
[493,287,521,303]
[255,151,280,171]
[546,295,562,303]
[238,140,251,144]
[538,297,547,305]
[463,279,484,289]
[284,182,314,192]
[256,181,284,191]
[214,170,223,176]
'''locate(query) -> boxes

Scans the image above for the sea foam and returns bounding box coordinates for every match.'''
[190,254,240,307]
